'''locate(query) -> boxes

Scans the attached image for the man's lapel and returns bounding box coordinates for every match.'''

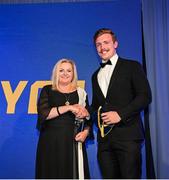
[94,68,105,99]
[106,59,123,97]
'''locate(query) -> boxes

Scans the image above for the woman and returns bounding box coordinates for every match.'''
[36,58,92,179]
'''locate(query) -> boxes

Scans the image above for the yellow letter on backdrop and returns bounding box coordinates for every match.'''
[1,81,28,114]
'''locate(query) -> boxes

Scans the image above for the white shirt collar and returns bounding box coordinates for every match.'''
[109,53,118,65]
[101,53,118,65]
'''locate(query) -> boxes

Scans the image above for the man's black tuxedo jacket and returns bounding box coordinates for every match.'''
[91,57,152,142]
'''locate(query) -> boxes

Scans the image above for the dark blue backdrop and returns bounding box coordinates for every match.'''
[0,0,142,178]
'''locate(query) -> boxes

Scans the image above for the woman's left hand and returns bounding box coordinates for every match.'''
[75,129,89,142]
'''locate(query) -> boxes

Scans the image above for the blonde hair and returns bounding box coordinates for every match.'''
[51,58,78,91]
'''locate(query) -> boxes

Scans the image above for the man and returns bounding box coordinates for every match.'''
[91,28,152,179]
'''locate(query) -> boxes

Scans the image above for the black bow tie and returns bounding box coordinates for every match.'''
[100,60,112,68]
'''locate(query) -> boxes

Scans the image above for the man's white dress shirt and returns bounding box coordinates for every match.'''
[97,54,118,97]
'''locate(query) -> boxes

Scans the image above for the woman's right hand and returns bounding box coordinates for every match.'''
[69,104,80,115]
[69,104,89,119]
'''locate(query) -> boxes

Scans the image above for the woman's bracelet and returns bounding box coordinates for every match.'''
[56,106,61,116]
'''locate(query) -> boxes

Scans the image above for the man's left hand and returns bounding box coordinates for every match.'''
[101,111,121,125]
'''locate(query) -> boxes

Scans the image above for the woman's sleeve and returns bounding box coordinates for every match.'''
[36,86,51,130]
[84,95,94,140]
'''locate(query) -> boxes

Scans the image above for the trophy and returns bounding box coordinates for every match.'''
[97,106,114,137]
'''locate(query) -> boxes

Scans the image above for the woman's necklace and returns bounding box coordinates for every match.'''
[58,85,75,106]
[63,93,71,106]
